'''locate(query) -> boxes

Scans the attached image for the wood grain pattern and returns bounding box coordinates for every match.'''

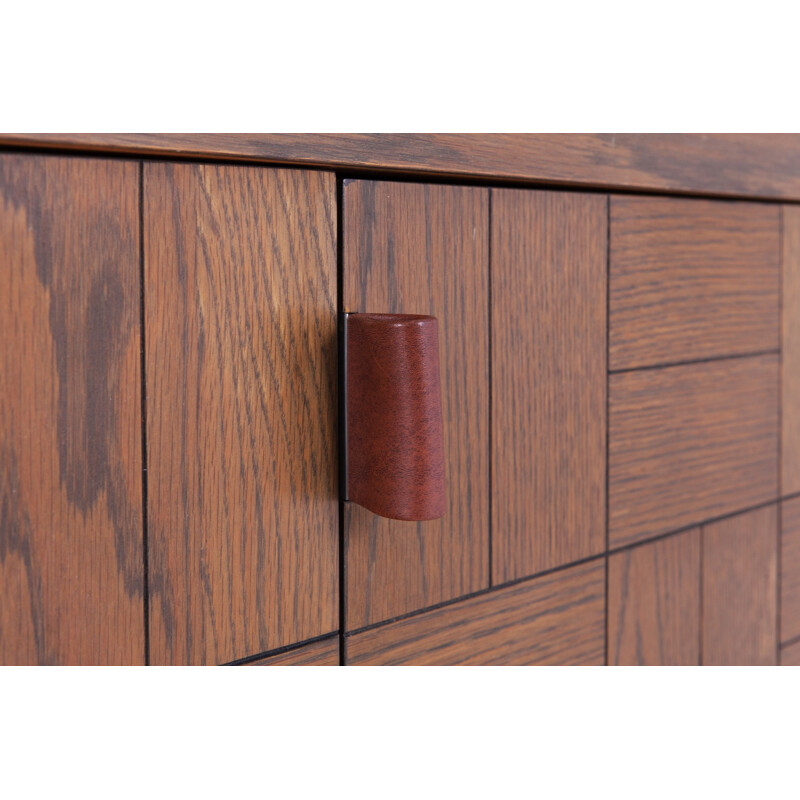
[345,560,605,666]
[244,637,339,666]
[608,530,700,665]
[0,154,143,665]
[492,190,606,581]
[702,505,778,666]
[145,163,338,665]
[6,134,800,199]
[783,206,800,495]
[781,641,800,665]
[609,356,779,548]
[343,180,488,630]
[610,197,780,371]
[781,496,800,643]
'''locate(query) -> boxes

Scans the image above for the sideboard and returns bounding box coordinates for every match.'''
[1,133,798,665]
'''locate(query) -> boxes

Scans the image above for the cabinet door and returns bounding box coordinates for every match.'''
[144,163,338,664]
[343,180,489,630]
[0,154,144,665]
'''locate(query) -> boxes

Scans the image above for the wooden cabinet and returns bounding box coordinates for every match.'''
[0,135,794,665]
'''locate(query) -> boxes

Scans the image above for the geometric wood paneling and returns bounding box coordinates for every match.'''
[244,637,339,666]
[610,356,779,548]
[145,163,339,664]
[492,190,606,581]
[610,197,779,371]
[608,530,701,665]
[0,154,144,665]
[345,560,605,666]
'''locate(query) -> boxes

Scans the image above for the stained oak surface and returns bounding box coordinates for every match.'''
[244,637,339,666]
[784,206,800,496]
[609,356,779,548]
[0,155,143,665]
[781,497,800,643]
[610,197,780,371]
[702,505,778,666]
[145,163,338,665]
[492,190,606,581]
[7,134,800,199]
[781,641,800,665]
[608,530,700,665]
[345,560,605,666]
[343,180,489,629]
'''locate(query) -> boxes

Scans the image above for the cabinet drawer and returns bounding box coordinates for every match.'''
[610,197,780,371]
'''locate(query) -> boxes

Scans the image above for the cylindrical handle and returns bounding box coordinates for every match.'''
[344,313,446,521]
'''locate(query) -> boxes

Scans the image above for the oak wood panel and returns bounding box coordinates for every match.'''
[781,496,800,643]
[6,134,800,199]
[608,530,700,665]
[244,637,339,666]
[345,560,605,665]
[702,505,778,666]
[609,356,779,548]
[781,641,800,665]
[783,206,800,495]
[492,190,606,581]
[0,154,143,665]
[145,163,338,665]
[343,180,489,629]
[610,197,780,371]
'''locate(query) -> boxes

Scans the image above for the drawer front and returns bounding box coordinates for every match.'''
[784,206,800,495]
[610,196,779,371]
[345,560,605,666]
[781,496,800,644]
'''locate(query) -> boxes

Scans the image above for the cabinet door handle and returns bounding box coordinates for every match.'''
[343,313,446,521]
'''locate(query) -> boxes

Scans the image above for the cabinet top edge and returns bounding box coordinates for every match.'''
[2,133,800,201]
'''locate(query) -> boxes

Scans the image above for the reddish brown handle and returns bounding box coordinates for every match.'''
[344,313,446,521]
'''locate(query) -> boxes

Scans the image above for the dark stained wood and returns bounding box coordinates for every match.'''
[244,637,339,666]
[608,530,700,665]
[781,641,800,665]
[609,356,779,548]
[5,134,800,199]
[610,197,780,371]
[492,190,606,582]
[702,505,778,666]
[0,154,143,665]
[781,496,800,644]
[784,206,800,496]
[145,163,338,665]
[345,560,605,666]
[343,180,489,630]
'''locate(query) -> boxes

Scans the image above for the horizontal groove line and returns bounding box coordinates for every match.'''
[781,633,800,649]
[609,349,781,376]
[224,632,338,666]
[345,496,783,639]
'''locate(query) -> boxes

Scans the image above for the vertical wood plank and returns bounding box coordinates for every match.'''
[145,163,338,665]
[702,505,778,666]
[343,180,489,630]
[0,154,143,665]
[781,641,800,665]
[492,190,606,582]
[608,530,700,665]
[781,496,800,643]
[784,206,800,496]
